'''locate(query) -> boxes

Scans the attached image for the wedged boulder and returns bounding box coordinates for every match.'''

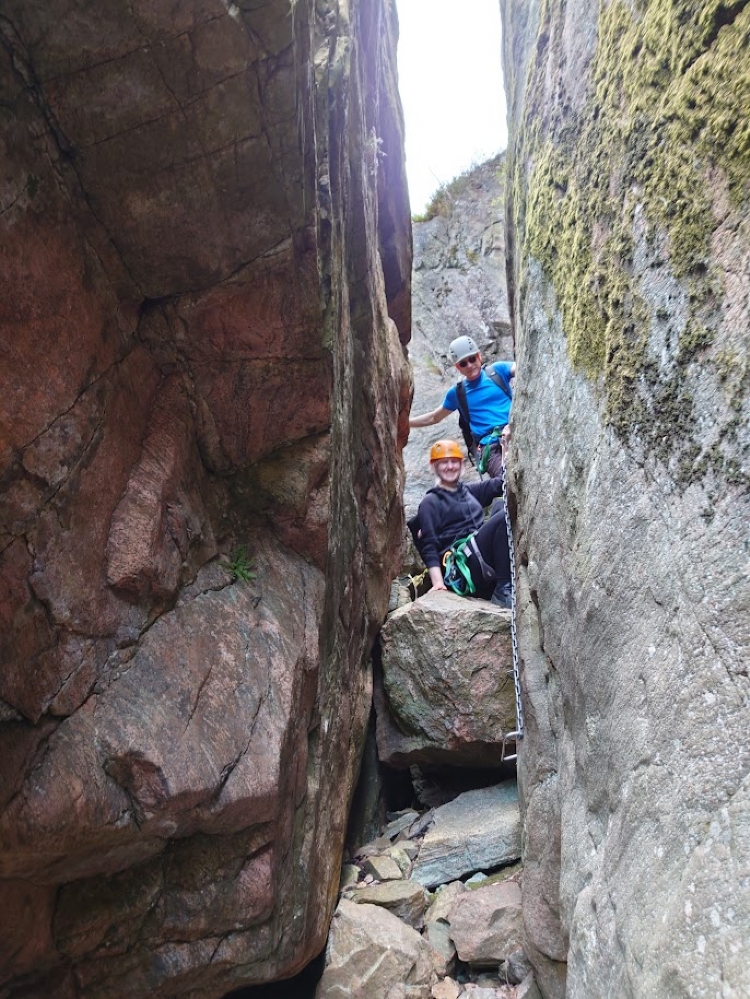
[447,881,523,966]
[376,590,516,768]
[423,920,456,978]
[316,899,437,999]
[504,948,534,985]
[517,973,543,999]
[412,783,521,888]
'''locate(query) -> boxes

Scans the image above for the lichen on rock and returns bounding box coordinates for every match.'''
[511,0,750,480]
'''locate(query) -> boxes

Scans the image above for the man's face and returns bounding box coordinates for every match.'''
[455,351,482,380]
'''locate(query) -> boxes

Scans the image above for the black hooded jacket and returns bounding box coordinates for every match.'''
[416,473,504,570]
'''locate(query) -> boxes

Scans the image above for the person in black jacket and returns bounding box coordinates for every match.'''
[415,436,512,608]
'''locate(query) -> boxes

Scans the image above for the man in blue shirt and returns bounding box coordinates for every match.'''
[409,335,515,476]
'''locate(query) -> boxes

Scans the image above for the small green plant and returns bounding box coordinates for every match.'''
[226,544,256,583]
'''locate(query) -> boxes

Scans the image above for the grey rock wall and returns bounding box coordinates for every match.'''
[500,2,750,998]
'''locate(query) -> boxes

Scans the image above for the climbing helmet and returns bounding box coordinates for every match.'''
[448,335,480,364]
[430,440,464,462]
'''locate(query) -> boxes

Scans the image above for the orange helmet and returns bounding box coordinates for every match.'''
[429,440,464,462]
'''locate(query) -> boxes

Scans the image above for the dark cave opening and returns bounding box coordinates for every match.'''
[221,948,326,999]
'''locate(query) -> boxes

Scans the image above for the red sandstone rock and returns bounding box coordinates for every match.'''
[0,0,412,994]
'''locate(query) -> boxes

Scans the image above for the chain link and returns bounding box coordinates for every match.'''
[502,467,524,761]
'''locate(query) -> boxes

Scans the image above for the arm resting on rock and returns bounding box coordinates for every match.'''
[468,474,505,508]
[409,406,452,428]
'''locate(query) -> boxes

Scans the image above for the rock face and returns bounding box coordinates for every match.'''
[404,157,512,513]
[500,2,750,997]
[0,1,411,996]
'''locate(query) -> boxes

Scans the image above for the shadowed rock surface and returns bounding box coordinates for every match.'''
[501,1,750,997]
[0,0,411,995]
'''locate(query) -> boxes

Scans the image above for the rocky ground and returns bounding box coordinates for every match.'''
[310,592,540,999]
[316,782,541,999]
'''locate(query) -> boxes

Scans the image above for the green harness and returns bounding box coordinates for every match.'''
[442,535,476,596]
[477,425,505,475]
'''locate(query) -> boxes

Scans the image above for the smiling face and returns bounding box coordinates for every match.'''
[433,456,463,487]
[455,350,482,380]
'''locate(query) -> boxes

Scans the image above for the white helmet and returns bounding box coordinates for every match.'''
[448,335,479,364]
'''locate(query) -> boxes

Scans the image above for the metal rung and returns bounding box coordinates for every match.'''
[501,731,522,763]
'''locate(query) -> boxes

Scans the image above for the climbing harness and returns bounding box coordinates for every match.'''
[501,467,524,763]
[477,426,504,476]
[442,536,476,596]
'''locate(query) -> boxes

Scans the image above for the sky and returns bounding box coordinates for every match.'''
[395,0,508,214]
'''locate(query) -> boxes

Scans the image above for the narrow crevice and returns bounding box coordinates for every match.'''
[222,948,326,999]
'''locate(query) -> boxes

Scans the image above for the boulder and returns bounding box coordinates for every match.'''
[388,846,414,876]
[362,854,404,882]
[316,899,436,999]
[376,591,517,768]
[348,880,429,929]
[412,783,521,888]
[448,881,523,966]
[384,810,422,839]
[423,920,456,978]
[340,865,361,893]
[463,990,512,999]
[516,973,543,999]
[430,979,461,999]
[504,947,534,985]
[386,987,432,999]
[424,881,467,923]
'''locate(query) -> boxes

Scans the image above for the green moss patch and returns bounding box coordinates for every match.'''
[514,0,750,474]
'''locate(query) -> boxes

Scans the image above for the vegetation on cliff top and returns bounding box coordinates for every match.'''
[413,154,505,222]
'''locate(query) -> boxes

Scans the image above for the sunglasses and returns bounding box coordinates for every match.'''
[457,354,478,368]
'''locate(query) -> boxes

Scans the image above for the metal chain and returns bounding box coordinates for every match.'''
[502,465,524,762]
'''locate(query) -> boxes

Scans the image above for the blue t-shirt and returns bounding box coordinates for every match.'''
[443,362,513,438]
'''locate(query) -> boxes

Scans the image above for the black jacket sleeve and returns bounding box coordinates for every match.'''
[467,473,505,508]
[416,493,444,570]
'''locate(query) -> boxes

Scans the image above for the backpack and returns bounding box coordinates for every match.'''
[456,365,512,458]
[407,511,427,560]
